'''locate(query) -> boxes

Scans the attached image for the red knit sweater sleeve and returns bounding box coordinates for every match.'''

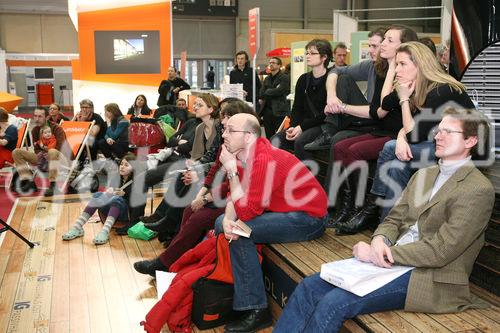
[204,149,222,187]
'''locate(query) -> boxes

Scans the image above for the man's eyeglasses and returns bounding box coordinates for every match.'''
[223,128,252,135]
[80,106,92,110]
[269,62,279,65]
[432,128,464,136]
[305,51,320,56]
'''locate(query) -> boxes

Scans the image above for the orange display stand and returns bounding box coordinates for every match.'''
[0,92,23,112]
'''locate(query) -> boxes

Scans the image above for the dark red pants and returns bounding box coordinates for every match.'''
[159,205,225,270]
[334,133,391,166]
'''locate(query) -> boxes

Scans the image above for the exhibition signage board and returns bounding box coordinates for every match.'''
[248,8,260,58]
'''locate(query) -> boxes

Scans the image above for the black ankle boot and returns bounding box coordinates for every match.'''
[326,171,361,228]
[133,258,166,277]
[224,308,272,333]
[336,193,380,235]
[142,212,162,224]
[304,132,333,151]
[326,185,355,228]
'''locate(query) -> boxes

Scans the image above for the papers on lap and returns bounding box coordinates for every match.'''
[320,258,414,297]
[232,219,252,238]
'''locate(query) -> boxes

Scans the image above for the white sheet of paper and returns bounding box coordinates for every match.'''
[320,258,414,297]
[156,271,177,299]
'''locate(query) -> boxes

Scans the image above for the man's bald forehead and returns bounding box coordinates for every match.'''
[229,113,259,127]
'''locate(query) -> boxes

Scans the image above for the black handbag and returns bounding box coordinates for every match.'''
[191,277,239,329]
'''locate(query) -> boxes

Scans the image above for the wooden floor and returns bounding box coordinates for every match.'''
[0,194,273,333]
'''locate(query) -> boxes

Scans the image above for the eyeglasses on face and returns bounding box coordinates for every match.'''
[223,128,252,134]
[305,51,320,56]
[80,106,92,110]
[432,128,464,136]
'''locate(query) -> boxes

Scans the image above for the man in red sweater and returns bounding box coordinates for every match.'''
[216,113,328,333]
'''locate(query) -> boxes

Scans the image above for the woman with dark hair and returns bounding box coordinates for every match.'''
[62,153,146,244]
[127,94,152,117]
[270,38,333,160]
[336,41,475,234]
[98,103,129,159]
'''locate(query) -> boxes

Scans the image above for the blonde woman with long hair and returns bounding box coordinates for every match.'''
[337,41,475,235]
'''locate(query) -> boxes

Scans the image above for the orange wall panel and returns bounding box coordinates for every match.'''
[77,2,171,87]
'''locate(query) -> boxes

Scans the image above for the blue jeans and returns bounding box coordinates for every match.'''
[274,271,411,333]
[370,140,436,219]
[214,212,326,310]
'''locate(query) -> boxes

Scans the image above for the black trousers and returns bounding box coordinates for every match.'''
[97,139,129,159]
[270,126,323,161]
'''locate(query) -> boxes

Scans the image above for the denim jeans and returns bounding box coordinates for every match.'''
[370,140,436,219]
[274,271,411,333]
[214,212,326,310]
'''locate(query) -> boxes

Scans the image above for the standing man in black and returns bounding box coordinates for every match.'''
[206,65,215,89]
[157,66,191,106]
[229,51,261,104]
[259,57,290,137]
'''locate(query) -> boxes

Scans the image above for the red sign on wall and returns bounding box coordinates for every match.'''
[248,8,260,58]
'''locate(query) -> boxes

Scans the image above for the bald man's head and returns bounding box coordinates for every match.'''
[223,113,261,155]
[229,113,261,137]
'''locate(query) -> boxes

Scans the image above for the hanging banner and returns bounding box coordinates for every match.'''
[248,8,260,58]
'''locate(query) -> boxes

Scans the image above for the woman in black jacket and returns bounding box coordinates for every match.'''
[127,94,152,117]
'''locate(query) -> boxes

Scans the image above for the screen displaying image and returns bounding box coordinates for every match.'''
[114,38,144,61]
[95,30,160,74]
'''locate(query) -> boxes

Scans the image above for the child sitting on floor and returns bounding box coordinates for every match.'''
[36,125,57,172]
[62,153,146,245]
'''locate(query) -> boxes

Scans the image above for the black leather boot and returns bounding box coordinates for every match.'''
[224,308,272,333]
[304,132,334,151]
[326,171,361,228]
[336,193,380,235]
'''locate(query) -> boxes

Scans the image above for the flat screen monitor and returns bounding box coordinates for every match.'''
[34,68,54,80]
[94,30,161,74]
